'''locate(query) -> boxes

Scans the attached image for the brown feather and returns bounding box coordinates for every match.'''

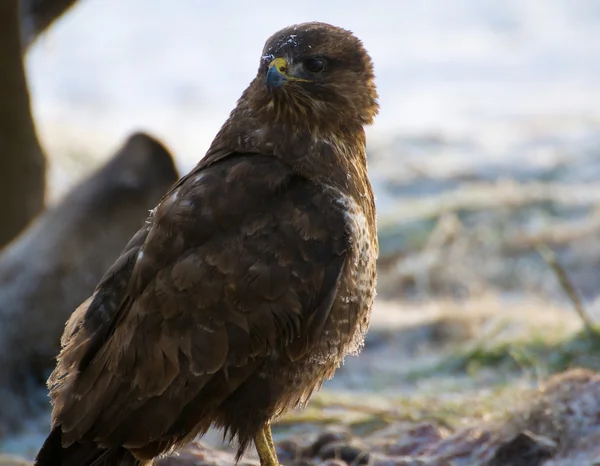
[36,21,379,466]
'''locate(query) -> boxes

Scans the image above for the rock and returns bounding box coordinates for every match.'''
[304,430,351,458]
[317,441,370,465]
[487,431,556,466]
[0,132,179,435]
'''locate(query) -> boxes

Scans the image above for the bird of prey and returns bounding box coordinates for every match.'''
[35,21,379,466]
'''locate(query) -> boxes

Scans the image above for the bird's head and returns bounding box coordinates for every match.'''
[250,22,379,130]
[205,23,378,206]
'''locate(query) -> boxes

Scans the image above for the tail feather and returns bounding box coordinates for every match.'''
[35,426,141,466]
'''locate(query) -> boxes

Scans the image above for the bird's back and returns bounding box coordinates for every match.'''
[36,20,380,466]
[36,153,366,464]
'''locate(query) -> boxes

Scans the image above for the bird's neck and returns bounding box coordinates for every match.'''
[212,108,366,181]
[205,108,375,233]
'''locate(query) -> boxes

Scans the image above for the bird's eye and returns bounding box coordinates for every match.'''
[304,57,326,73]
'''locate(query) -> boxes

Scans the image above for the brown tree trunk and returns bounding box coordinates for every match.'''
[0,0,46,249]
[0,132,179,435]
[20,0,79,51]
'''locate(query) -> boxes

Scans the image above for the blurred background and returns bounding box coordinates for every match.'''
[2,1,600,465]
[34,1,600,197]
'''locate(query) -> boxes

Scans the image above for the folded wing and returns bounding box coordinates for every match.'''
[48,153,349,452]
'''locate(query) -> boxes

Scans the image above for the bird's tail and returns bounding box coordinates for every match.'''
[35,426,142,466]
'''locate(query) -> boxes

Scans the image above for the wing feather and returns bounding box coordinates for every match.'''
[49,153,349,451]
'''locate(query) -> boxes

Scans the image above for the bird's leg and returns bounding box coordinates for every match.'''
[254,423,279,466]
[264,423,276,454]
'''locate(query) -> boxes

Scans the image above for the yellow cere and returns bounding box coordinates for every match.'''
[269,57,289,74]
[269,57,311,82]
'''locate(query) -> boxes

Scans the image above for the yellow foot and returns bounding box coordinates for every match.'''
[254,423,280,466]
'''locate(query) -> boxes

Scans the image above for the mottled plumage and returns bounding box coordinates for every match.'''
[35,21,379,466]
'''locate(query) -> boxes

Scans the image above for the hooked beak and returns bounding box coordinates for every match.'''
[266,57,310,92]
[267,58,288,91]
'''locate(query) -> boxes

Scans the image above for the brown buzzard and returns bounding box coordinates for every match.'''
[35,21,379,466]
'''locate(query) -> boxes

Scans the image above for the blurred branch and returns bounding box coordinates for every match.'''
[20,0,79,51]
[535,245,597,336]
[0,0,46,249]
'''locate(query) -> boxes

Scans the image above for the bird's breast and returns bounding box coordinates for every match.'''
[307,187,378,368]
